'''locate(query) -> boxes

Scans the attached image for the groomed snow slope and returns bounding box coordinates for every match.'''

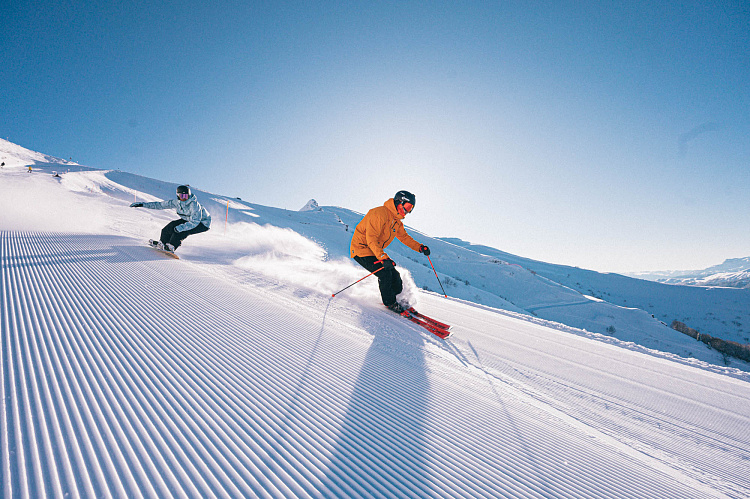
[2,160,750,497]
[2,231,750,498]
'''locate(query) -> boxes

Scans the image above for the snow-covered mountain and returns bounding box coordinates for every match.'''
[2,140,750,498]
[627,257,750,289]
[0,137,81,169]
[299,199,322,212]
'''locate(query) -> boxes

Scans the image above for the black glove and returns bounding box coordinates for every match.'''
[419,245,430,256]
[378,258,396,269]
[130,202,143,208]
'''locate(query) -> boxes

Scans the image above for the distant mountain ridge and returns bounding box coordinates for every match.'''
[626,257,750,288]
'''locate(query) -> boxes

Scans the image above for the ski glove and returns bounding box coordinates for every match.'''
[378,258,396,269]
[419,245,431,256]
[130,202,144,208]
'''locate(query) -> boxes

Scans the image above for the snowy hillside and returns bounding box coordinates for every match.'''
[2,143,750,497]
[0,138,81,170]
[439,239,750,349]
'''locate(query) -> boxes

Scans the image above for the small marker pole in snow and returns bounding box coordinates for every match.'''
[427,254,448,298]
[331,267,384,297]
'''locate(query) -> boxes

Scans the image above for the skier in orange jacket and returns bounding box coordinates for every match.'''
[350,190,430,313]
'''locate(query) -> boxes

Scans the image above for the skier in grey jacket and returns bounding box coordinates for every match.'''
[130,185,211,252]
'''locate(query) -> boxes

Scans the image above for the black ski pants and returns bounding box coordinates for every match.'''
[161,219,209,249]
[354,255,403,307]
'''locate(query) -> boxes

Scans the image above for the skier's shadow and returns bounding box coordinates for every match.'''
[320,320,432,497]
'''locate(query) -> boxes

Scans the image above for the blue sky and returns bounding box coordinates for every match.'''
[3,1,749,272]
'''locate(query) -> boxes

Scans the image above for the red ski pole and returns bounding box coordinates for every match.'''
[332,267,384,297]
[427,254,448,298]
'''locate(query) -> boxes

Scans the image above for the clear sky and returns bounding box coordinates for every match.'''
[3,1,749,273]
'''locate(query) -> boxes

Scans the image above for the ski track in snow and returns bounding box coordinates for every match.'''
[2,231,750,498]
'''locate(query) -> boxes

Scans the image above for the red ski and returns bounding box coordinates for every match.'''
[400,308,451,339]
[406,307,451,331]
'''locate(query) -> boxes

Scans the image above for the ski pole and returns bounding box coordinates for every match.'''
[427,254,448,298]
[332,267,384,297]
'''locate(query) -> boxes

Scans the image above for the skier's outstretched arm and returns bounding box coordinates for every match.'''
[130,199,176,210]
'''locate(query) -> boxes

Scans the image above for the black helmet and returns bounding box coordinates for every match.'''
[394,190,415,208]
[176,185,191,199]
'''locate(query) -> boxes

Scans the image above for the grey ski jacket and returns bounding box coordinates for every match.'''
[142,195,212,232]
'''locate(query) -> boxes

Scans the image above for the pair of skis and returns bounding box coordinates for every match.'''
[398,307,451,339]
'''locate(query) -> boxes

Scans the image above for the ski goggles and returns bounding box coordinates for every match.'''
[402,202,414,214]
[177,192,190,200]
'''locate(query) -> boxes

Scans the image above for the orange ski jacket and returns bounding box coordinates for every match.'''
[350,198,423,260]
